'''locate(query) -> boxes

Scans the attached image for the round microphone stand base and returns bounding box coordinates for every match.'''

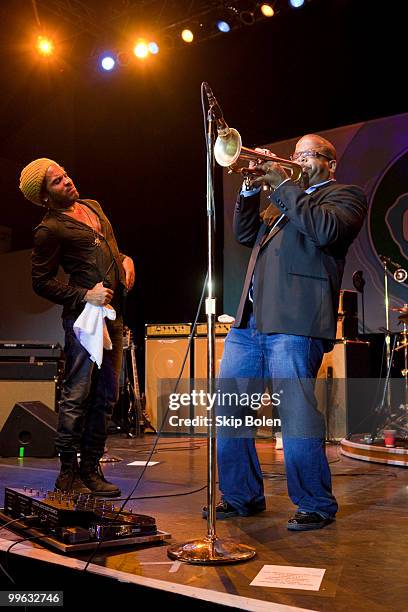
[167,536,256,565]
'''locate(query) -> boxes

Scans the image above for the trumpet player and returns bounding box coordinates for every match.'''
[204,134,367,530]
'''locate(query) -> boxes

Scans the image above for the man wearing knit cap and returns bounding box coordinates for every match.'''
[20,158,135,496]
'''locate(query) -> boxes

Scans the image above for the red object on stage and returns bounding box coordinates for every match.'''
[383,430,396,447]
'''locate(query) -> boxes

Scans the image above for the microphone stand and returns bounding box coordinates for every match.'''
[167,92,255,564]
[383,259,392,413]
[384,261,391,364]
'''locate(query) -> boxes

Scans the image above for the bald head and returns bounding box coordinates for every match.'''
[296,134,336,160]
[293,134,337,186]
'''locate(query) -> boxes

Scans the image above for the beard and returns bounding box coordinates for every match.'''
[50,188,79,208]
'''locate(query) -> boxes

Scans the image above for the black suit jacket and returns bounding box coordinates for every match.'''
[233,180,368,339]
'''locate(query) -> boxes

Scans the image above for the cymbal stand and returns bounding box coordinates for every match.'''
[396,315,408,409]
[369,332,398,442]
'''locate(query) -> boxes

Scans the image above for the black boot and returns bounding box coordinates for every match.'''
[80,453,121,497]
[55,451,92,495]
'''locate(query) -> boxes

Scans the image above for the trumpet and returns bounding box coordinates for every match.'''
[214,127,304,184]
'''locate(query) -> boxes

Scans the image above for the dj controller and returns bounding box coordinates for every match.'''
[1,487,169,552]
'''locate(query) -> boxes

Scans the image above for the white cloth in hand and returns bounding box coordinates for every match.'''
[73,303,116,368]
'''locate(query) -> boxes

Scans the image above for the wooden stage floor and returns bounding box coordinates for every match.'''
[0,435,407,611]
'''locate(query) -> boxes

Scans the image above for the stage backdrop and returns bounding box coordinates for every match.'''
[223,113,408,333]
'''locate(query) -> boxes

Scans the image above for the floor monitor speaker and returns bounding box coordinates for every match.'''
[0,401,58,457]
[0,380,57,431]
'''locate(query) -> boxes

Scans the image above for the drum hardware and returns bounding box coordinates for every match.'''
[380,254,407,284]
[368,304,408,444]
[377,257,407,408]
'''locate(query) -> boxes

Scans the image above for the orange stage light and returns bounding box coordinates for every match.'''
[133,40,149,59]
[181,29,194,43]
[36,35,54,57]
[260,4,275,18]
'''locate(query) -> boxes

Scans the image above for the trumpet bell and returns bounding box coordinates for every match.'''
[214,128,242,167]
[213,127,304,184]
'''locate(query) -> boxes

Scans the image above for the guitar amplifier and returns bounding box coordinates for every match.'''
[0,341,63,361]
[0,361,61,380]
[145,324,192,337]
[145,325,191,433]
[195,322,233,336]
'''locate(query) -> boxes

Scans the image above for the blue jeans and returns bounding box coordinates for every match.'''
[56,316,123,456]
[217,314,338,519]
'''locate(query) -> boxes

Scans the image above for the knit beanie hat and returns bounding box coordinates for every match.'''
[19,158,58,206]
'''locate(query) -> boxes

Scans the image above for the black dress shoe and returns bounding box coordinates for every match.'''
[202,499,266,520]
[287,511,334,531]
[202,499,240,520]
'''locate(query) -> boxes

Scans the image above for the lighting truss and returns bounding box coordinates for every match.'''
[31,1,310,52]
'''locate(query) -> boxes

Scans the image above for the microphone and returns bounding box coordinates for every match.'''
[203,82,230,137]
[379,254,402,268]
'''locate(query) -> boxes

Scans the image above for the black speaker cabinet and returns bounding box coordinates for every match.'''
[338,289,358,316]
[0,401,58,457]
[316,340,371,440]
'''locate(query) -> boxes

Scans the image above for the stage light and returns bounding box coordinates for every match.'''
[239,10,255,25]
[181,29,194,43]
[289,0,305,7]
[216,20,231,33]
[148,41,159,54]
[260,3,275,17]
[100,55,115,71]
[133,40,149,58]
[36,35,54,57]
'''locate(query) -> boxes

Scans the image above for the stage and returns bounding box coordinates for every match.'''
[0,435,407,611]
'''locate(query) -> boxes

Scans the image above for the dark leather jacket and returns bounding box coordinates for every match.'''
[32,199,127,317]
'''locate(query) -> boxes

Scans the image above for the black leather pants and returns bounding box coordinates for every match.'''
[56,316,123,455]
